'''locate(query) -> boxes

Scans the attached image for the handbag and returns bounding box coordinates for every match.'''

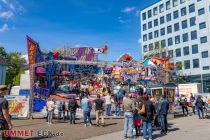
[139,104,146,115]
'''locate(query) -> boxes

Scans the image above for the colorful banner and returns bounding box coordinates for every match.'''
[27,36,38,94]
[70,47,98,61]
[5,96,30,118]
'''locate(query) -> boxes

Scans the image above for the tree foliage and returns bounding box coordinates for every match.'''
[5,51,27,85]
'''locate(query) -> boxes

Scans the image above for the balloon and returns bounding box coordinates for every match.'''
[124,54,131,60]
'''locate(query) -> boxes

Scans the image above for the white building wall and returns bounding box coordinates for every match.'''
[140,0,210,76]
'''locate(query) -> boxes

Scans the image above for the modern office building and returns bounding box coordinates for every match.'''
[140,0,210,93]
[0,59,7,85]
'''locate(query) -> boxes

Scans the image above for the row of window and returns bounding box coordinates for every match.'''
[142,0,204,20]
[176,60,209,70]
[143,44,209,59]
[143,32,207,47]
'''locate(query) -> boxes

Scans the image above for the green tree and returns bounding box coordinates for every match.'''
[0,47,8,60]
[6,52,27,85]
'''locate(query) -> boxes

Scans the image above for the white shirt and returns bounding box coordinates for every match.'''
[47,101,55,111]
[105,95,111,104]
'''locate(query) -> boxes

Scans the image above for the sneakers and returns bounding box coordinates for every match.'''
[84,124,87,127]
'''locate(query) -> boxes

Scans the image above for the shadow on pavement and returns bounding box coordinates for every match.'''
[13,136,52,140]
[153,128,180,139]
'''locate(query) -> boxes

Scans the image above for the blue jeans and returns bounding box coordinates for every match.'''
[160,114,168,133]
[115,103,120,115]
[142,120,152,139]
[69,111,76,124]
[83,111,91,124]
[106,104,111,116]
[197,106,204,119]
[124,112,134,138]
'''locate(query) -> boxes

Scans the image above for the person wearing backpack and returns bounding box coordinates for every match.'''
[122,93,135,139]
[140,94,156,140]
[68,96,79,124]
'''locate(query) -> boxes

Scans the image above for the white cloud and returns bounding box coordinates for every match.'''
[0,24,9,32]
[122,6,136,13]
[138,38,142,44]
[0,11,14,19]
[2,0,15,11]
[118,16,126,24]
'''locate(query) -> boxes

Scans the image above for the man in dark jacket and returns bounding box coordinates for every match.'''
[196,96,204,119]
[141,94,156,140]
[159,95,169,134]
[68,96,79,124]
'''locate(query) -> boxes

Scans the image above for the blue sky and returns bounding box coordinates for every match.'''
[0,0,158,61]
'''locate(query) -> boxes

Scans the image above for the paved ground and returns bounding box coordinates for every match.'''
[84,115,210,140]
[11,117,124,140]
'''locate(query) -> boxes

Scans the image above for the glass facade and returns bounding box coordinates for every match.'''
[154,19,158,27]
[192,44,198,54]
[203,66,210,70]
[190,17,196,26]
[149,32,153,40]
[166,1,171,10]
[160,28,165,36]
[167,25,172,34]
[160,16,165,24]
[182,33,188,42]
[173,0,178,7]
[184,60,190,69]
[149,43,153,51]
[155,42,159,49]
[148,10,152,18]
[142,12,146,20]
[191,31,197,40]
[168,38,173,46]
[143,24,147,31]
[174,23,179,32]
[153,7,158,15]
[173,10,179,19]
[175,35,180,44]
[161,40,166,48]
[199,22,206,29]
[189,4,195,13]
[200,36,207,43]
[182,20,187,29]
[148,21,152,29]
[169,50,173,58]
[181,7,187,16]
[143,34,147,41]
[193,59,199,68]
[183,46,189,55]
[143,45,147,52]
[198,8,205,15]
[202,51,209,58]
[159,4,164,13]
[166,13,171,22]
[154,30,159,38]
[176,48,181,57]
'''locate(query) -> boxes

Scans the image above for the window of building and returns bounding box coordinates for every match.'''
[143,34,147,41]
[176,48,181,57]
[175,35,180,44]
[182,33,188,42]
[154,19,158,27]
[148,10,152,18]
[154,30,159,38]
[166,1,171,10]
[190,17,196,26]
[143,24,147,31]
[159,4,164,13]
[181,7,187,16]
[142,12,146,20]
[192,44,198,54]
[161,40,166,48]
[160,28,165,36]
[149,43,153,51]
[167,25,172,34]
[180,0,186,4]
[169,50,173,58]
[198,8,205,15]
[166,13,171,22]
[174,23,179,32]
[203,66,210,70]
[193,59,199,68]
[199,22,206,29]
[184,60,190,69]
[149,32,153,40]
[148,21,152,29]
[200,36,207,43]
[197,0,202,2]
[153,7,158,15]
[183,46,189,55]
[155,42,160,49]
[162,52,166,58]
[191,31,197,40]
[189,4,195,13]
[173,10,179,19]
[168,38,173,46]
[182,20,187,29]
[173,0,178,7]
[143,45,147,52]
[160,16,165,24]
[176,61,182,70]
[202,51,209,58]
